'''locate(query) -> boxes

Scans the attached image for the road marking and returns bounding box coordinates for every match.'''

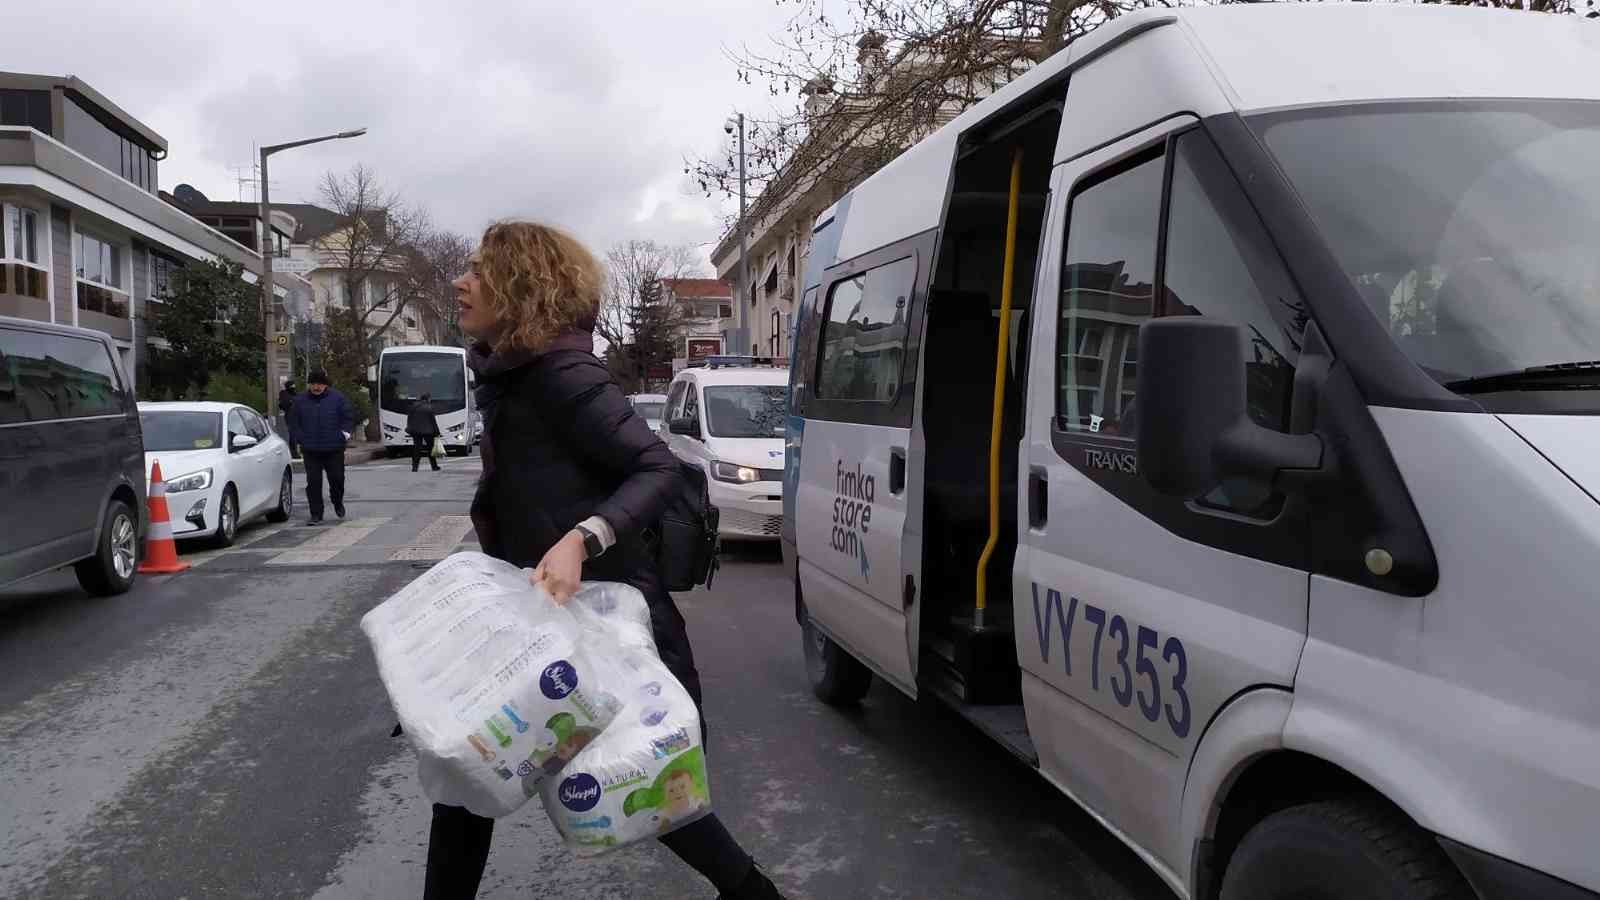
[387,515,475,561]
[267,518,390,566]
[184,521,295,568]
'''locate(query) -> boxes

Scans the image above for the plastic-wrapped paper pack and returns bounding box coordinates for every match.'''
[361,552,624,818]
[541,591,710,855]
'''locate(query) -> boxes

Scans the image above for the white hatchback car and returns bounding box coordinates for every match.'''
[662,363,789,540]
[138,402,294,547]
[626,393,669,434]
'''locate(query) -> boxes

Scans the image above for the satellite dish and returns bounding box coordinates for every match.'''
[173,184,208,206]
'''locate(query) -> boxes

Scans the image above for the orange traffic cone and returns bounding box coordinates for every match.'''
[138,460,189,575]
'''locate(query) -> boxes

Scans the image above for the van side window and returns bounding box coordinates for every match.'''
[682,383,700,428]
[666,381,687,421]
[816,255,916,402]
[1056,153,1163,437]
[1161,130,1308,517]
[0,329,123,423]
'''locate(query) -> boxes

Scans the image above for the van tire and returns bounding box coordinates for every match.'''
[802,611,872,706]
[1220,799,1473,900]
[75,499,138,597]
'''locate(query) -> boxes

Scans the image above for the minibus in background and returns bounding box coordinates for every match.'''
[376,345,476,456]
[783,6,1600,900]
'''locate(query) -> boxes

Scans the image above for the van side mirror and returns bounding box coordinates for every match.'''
[669,416,701,439]
[1136,318,1322,498]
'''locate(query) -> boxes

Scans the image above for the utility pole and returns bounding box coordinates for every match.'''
[256,127,367,416]
[725,113,750,356]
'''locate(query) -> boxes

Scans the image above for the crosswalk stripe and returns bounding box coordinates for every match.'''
[185,521,295,568]
[387,515,475,561]
[266,518,391,566]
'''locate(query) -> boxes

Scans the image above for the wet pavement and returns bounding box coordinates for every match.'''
[0,455,1172,899]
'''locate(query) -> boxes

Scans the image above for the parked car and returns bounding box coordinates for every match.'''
[626,392,669,434]
[0,316,145,595]
[138,402,293,547]
[662,362,788,540]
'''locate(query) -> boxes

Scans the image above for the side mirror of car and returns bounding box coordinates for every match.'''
[231,434,259,452]
[1136,318,1323,498]
[669,417,701,440]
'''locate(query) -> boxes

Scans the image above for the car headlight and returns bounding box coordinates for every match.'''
[166,468,213,493]
[711,461,759,484]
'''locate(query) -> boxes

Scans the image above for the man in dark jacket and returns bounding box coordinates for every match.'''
[406,393,441,473]
[276,381,300,458]
[288,370,355,525]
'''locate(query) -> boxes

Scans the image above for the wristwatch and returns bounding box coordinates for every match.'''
[574,524,605,560]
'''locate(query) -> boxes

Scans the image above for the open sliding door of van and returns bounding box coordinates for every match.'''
[793,237,932,697]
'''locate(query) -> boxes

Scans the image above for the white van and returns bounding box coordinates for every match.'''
[664,359,789,540]
[783,7,1600,900]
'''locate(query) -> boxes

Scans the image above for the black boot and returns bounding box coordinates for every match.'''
[716,865,782,900]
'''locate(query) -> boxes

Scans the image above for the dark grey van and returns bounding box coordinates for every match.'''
[0,316,145,595]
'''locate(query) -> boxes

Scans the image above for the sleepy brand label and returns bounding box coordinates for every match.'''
[559,773,602,811]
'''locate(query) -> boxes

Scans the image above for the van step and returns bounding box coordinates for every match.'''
[946,616,1022,705]
[929,683,1038,767]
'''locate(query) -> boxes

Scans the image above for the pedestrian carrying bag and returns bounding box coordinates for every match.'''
[653,461,720,592]
[431,436,446,459]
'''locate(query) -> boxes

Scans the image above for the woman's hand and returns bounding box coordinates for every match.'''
[532,531,587,604]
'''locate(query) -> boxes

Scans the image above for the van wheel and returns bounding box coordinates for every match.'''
[1220,799,1473,900]
[75,499,138,597]
[265,469,292,523]
[801,609,872,706]
[211,486,239,549]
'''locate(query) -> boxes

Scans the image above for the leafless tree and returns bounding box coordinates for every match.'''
[688,0,1595,222]
[404,229,476,346]
[598,240,705,391]
[316,165,431,363]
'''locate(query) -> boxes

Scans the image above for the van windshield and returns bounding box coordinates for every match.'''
[703,385,787,438]
[140,411,223,451]
[1255,100,1600,408]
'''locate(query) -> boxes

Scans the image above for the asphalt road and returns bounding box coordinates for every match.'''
[0,454,1173,900]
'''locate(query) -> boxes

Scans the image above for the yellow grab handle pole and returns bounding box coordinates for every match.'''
[974,147,1024,628]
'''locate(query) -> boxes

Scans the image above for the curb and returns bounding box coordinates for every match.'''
[290,445,388,471]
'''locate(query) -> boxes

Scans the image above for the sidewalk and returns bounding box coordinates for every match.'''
[289,438,388,471]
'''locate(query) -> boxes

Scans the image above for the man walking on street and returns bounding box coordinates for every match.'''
[287,370,354,526]
[406,393,442,473]
[277,380,300,459]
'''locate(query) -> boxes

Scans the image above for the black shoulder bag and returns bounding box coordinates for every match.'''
[654,461,720,592]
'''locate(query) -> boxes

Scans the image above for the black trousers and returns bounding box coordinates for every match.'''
[411,435,439,471]
[422,592,752,899]
[302,449,345,519]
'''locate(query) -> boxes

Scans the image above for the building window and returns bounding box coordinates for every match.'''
[769,308,781,358]
[719,303,732,319]
[149,251,182,301]
[2,204,48,300]
[61,94,157,193]
[75,229,129,318]
[0,89,51,133]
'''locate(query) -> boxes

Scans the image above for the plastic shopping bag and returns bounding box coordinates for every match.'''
[431,436,446,459]
[361,553,624,818]
[539,583,711,854]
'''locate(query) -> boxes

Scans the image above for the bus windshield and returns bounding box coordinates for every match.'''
[380,353,466,415]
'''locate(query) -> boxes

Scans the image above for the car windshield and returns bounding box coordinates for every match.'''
[140,411,223,451]
[703,385,787,438]
[380,353,466,414]
[1255,100,1600,401]
[633,401,666,420]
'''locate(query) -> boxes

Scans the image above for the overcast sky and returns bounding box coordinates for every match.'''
[9,0,798,272]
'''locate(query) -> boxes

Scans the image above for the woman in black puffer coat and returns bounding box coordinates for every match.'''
[423,220,781,900]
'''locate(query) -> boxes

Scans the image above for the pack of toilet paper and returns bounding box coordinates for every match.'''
[361,553,627,818]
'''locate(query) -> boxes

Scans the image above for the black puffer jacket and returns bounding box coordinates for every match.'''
[468,330,679,600]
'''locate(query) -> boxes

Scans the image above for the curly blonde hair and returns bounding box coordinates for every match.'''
[476,221,602,351]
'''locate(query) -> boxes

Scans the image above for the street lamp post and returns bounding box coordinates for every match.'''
[724,113,749,355]
[258,127,366,415]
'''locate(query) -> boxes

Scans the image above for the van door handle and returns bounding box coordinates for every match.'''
[1029,467,1048,529]
[890,447,907,495]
